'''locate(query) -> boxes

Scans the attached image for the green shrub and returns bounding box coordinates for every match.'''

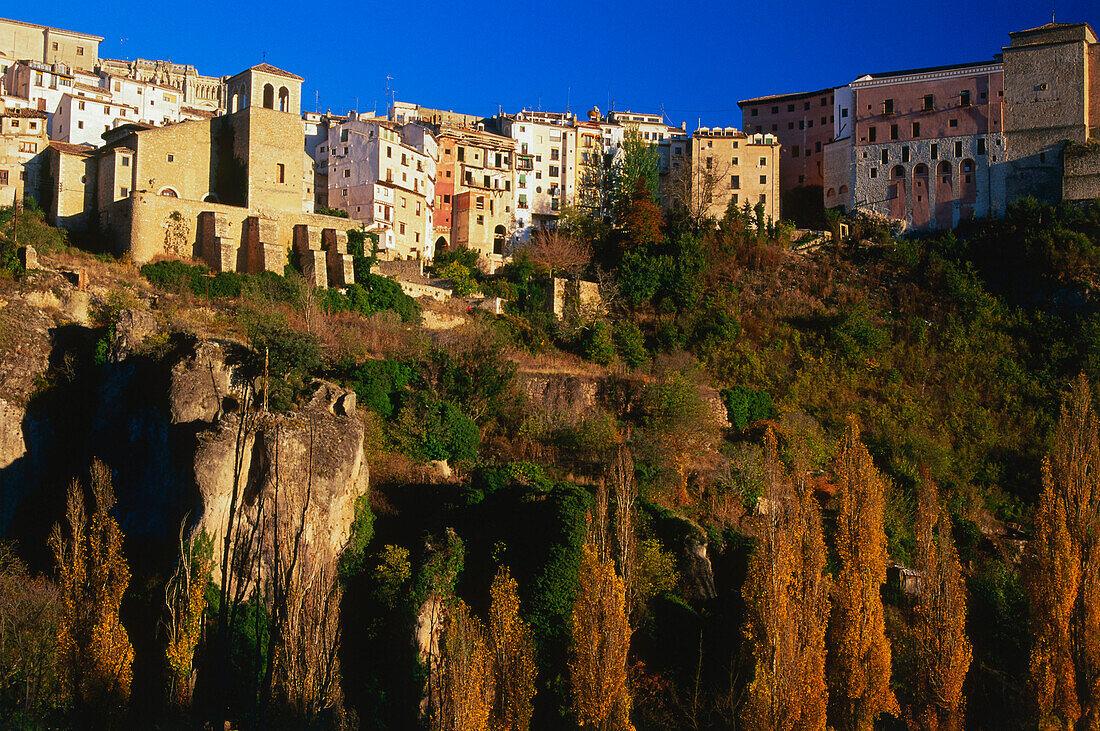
[436,261,480,296]
[721,385,774,432]
[338,492,375,582]
[613,319,648,368]
[582,321,615,365]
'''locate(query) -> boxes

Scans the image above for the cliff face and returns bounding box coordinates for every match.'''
[0,290,368,589]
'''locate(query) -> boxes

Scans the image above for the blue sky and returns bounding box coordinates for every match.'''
[22,0,1100,130]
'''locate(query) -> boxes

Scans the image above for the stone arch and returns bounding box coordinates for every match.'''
[435,235,448,252]
[230,90,241,113]
[159,187,179,197]
[203,193,219,203]
[960,158,977,204]
[263,83,275,109]
[493,225,507,255]
[278,86,290,112]
[839,184,848,195]
[912,163,930,229]
[827,187,835,197]
[889,165,907,219]
[935,161,954,229]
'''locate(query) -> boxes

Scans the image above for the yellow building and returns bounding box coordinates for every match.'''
[0,107,47,204]
[44,64,353,286]
[0,16,102,72]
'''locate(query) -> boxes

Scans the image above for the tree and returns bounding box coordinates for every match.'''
[612,127,660,225]
[1029,374,1100,729]
[621,177,664,251]
[519,228,591,280]
[488,567,537,731]
[666,151,730,231]
[164,524,213,708]
[0,544,61,723]
[49,459,134,722]
[907,472,971,731]
[827,418,899,731]
[437,598,493,731]
[739,429,830,731]
[569,542,634,731]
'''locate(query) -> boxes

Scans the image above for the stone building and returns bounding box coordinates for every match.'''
[0,16,102,72]
[667,127,781,223]
[1001,22,1100,204]
[97,57,224,113]
[42,63,353,285]
[738,87,837,224]
[389,101,485,129]
[842,60,1007,230]
[435,124,515,268]
[0,107,47,204]
[323,113,436,260]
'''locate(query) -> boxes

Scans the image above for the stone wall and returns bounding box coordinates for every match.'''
[1064,143,1100,202]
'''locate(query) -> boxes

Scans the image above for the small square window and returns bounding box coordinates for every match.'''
[167,154,174,162]
[870,168,877,178]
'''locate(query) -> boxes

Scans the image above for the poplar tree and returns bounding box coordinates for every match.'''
[488,567,537,731]
[49,459,134,721]
[908,473,971,731]
[1029,374,1100,729]
[437,598,493,731]
[569,542,634,731]
[740,429,830,731]
[827,418,899,731]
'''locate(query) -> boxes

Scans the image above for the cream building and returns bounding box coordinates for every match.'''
[0,17,102,72]
[665,127,781,222]
[495,110,576,233]
[97,57,224,113]
[0,107,47,204]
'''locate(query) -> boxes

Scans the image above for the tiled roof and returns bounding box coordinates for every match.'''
[3,108,47,119]
[738,87,838,106]
[228,63,304,82]
[48,140,94,155]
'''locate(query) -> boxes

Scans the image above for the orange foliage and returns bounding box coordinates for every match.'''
[739,429,830,731]
[1028,374,1100,729]
[488,566,537,731]
[438,597,493,731]
[827,418,899,731]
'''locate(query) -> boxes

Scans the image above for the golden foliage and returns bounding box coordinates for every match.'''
[49,459,134,719]
[437,597,493,731]
[1028,374,1100,729]
[569,542,635,731]
[907,473,971,731]
[488,566,537,731]
[739,428,830,731]
[827,418,899,731]
[164,526,211,708]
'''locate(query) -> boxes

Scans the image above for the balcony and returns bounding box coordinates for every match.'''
[515,156,534,171]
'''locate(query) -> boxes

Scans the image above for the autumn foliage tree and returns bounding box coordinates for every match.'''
[570,542,634,731]
[488,566,537,731]
[740,429,830,731]
[907,472,971,731]
[164,525,212,708]
[827,419,899,731]
[49,459,134,721]
[621,177,664,252]
[436,598,493,731]
[1028,374,1100,729]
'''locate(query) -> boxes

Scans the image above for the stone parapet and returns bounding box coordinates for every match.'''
[199,211,236,272]
[246,217,284,274]
[323,228,354,287]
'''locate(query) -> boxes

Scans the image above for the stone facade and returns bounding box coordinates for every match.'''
[683,128,781,222]
[0,107,47,204]
[0,16,102,71]
[97,57,223,113]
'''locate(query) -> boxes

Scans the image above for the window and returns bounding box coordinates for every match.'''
[76,47,84,56]
[120,187,128,196]
[949,119,958,128]
[815,141,821,153]
[476,215,484,225]
[798,175,805,183]
[114,81,121,92]
[912,122,920,138]
[121,156,130,167]
[476,196,484,209]
[771,105,779,114]
[277,163,285,183]
[400,223,406,234]
[731,157,738,165]
[787,104,794,112]
[343,168,350,178]
[803,101,810,111]
[923,94,934,111]
[730,175,740,189]
[883,98,894,115]
[902,146,910,162]
[954,141,963,157]
[759,175,767,184]
[870,168,877,178]
[78,101,85,110]
[759,193,766,204]
[798,120,805,130]
[788,121,794,130]
[750,108,758,116]
[167,154,174,162]
[960,89,971,107]
[52,42,58,51]
[807,120,813,128]
[416,201,421,214]
[759,157,767,166]
[890,124,898,140]
[551,148,559,160]
[549,165,559,177]
[821,117,826,126]
[77,120,84,129]
[402,197,407,208]
[792,145,800,157]
[401,153,407,165]
[706,157,713,169]
[881,149,889,164]
[868,126,876,142]
[386,146,392,158]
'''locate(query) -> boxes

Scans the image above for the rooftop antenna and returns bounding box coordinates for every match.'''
[315,89,319,113]
[384,75,395,112]
[566,87,571,116]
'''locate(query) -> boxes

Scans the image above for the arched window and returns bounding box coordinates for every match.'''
[938,161,952,184]
[839,185,848,195]
[435,236,448,252]
[892,165,905,179]
[278,86,290,112]
[203,193,219,203]
[827,188,836,197]
[913,163,929,177]
[159,187,179,197]
[263,83,275,109]
[231,91,240,113]
[493,225,507,255]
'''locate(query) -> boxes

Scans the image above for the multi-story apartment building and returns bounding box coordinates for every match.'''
[679,127,781,222]
[434,125,515,268]
[738,87,836,224]
[847,60,1005,230]
[607,110,678,144]
[494,110,576,233]
[326,113,437,260]
[0,107,47,204]
[0,17,102,72]
[99,73,184,125]
[3,60,78,120]
[51,90,138,147]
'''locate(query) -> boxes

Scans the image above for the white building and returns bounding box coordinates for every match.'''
[100,74,183,126]
[497,110,576,233]
[324,114,437,259]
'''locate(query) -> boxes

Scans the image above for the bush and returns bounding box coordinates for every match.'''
[721,386,774,432]
[582,321,616,365]
[436,261,480,296]
[613,320,648,368]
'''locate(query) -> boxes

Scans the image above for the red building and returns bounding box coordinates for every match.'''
[737,87,837,225]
